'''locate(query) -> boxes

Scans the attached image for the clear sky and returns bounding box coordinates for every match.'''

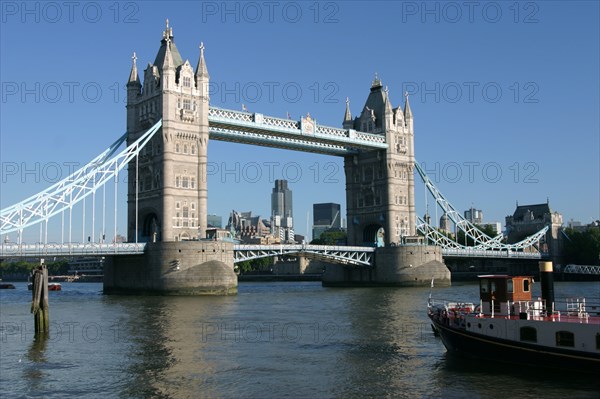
[1,1,599,242]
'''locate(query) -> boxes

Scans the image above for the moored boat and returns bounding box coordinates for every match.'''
[0,283,16,289]
[428,261,600,373]
[27,282,62,291]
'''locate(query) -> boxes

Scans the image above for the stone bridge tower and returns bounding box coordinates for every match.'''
[126,21,209,242]
[323,76,450,287]
[343,76,415,246]
[107,22,236,295]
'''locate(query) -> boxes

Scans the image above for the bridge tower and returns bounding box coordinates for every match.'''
[323,77,450,286]
[343,76,415,246]
[105,22,237,295]
[126,20,209,243]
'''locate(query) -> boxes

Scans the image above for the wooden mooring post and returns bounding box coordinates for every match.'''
[30,260,49,335]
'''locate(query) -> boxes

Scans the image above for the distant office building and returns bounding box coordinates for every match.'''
[464,207,483,224]
[439,213,451,233]
[271,180,295,242]
[271,180,293,227]
[207,214,222,229]
[226,210,271,243]
[480,222,502,235]
[312,203,341,240]
[314,203,341,227]
[68,257,104,276]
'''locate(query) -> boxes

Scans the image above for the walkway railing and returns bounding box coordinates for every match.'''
[0,243,147,257]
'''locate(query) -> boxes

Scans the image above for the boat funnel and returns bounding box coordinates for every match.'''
[539,261,555,311]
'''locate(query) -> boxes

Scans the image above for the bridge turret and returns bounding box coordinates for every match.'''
[343,97,353,129]
[403,92,413,132]
[126,52,142,132]
[383,87,394,131]
[127,52,141,93]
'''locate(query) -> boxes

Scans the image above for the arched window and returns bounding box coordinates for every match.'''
[175,176,180,187]
[184,144,188,154]
[175,143,180,153]
[191,146,196,155]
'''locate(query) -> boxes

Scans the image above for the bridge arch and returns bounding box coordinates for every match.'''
[142,212,160,242]
[363,224,385,247]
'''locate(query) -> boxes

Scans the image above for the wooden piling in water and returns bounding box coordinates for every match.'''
[30,264,49,335]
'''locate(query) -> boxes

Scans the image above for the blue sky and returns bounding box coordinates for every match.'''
[1,1,599,242]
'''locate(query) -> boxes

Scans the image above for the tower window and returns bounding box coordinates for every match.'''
[191,146,196,155]
[176,177,180,187]
[182,177,189,188]
[183,76,191,87]
[184,144,188,154]
[183,99,191,110]
[176,201,180,209]
[175,143,180,153]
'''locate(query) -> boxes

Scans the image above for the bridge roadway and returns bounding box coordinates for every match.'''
[0,243,544,263]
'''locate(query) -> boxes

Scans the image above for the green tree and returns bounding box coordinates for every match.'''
[236,256,274,274]
[563,228,600,265]
[455,225,498,247]
[310,230,347,245]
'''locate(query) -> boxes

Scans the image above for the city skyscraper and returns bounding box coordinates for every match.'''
[312,202,341,240]
[271,180,293,227]
[271,180,294,242]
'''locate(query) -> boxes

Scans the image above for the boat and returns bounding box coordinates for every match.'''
[427,261,600,373]
[27,282,62,291]
[0,283,16,289]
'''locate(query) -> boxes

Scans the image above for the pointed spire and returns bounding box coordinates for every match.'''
[195,42,209,78]
[404,91,413,119]
[344,97,352,122]
[371,72,382,89]
[162,18,172,41]
[162,35,174,70]
[384,86,393,112]
[127,51,141,86]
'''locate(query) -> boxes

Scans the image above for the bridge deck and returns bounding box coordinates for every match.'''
[0,243,545,262]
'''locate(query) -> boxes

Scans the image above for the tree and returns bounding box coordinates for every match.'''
[310,230,347,245]
[455,224,498,247]
[236,256,274,274]
[563,228,600,265]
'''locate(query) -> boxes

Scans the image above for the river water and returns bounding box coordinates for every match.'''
[1,280,599,398]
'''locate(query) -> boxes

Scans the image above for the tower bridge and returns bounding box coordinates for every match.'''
[0,22,550,294]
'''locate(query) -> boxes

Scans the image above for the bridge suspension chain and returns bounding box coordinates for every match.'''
[0,120,162,236]
[414,161,548,252]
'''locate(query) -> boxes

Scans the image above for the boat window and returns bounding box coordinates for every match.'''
[520,326,537,342]
[596,333,600,350]
[480,280,488,293]
[507,279,513,293]
[555,331,574,347]
[523,279,530,292]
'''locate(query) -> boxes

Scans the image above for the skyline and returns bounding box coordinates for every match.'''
[1,1,599,242]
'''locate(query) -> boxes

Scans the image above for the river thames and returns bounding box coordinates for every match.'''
[1,280,599,398]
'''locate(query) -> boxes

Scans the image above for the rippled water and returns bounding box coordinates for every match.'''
[1,280,599,398]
